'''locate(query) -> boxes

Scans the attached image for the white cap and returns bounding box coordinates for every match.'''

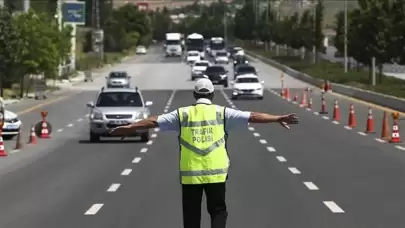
[194,78,214,94]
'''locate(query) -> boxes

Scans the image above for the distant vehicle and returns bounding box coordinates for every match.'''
[165,33,182,57]
[214,51,229,64]
[234,64,258,79]
[1,110,22,140]
[191,60,211,80]
[203,65,228,87]
[209,37,225,57]
[186,33,205,59]
[233,55,249,69]
[106,71,131,88]
[136,45,147,54]
[86,87,154,142]
[231,74,264,100]
[186,50,201,64]
[230,47,243,59]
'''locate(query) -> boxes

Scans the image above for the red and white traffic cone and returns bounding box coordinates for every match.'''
[390,118,401,143]
[28,125,37,144]
[319,93,328,114]
[0,133,7,156]
[365,107,375,133]
[40,121,51,138]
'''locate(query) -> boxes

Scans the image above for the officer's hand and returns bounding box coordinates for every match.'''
[277,113,299,130]
[109,125,131,140]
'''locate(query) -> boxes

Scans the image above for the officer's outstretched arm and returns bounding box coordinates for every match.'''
[110,116,158,136]
[249,112,299,130]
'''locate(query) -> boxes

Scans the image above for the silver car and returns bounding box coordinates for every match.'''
[86,87,153,142]
[106,71,131,88]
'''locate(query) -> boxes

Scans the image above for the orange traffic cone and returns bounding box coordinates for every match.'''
[333,100,340,121]
[319,93,328,114]
[0,133,7,156]
[40,121,51,138]
[300,92,307,107]
[307,97,312,110]
[348,104,356,128]
[28,125,37,144]
[285,88,290,101]
[381,111,390,140]
[14,129,22,150]
[390,118,401,143]
[365,107,375,133]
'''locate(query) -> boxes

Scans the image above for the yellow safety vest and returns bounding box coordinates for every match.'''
[178,104,229,184]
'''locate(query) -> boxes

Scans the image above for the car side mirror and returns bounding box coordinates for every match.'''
[260,80,264,84]
[86,101,94,108]
[145,101,153,107]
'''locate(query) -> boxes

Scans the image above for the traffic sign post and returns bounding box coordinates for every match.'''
[62,1,86,25]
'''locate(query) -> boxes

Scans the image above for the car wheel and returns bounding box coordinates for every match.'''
[223,83,228,88]
[258,96,264,100]
[2,135,14,140]
[89,132,100,142]
[231,96,237,100]
[140,133,150,142]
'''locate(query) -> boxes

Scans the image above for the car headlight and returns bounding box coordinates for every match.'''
[220,74,227,78]
[136,113,148,119]
[91,112,103,120]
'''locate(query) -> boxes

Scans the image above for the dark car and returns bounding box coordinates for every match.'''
[203,65,229,87]
[234,64,258,79]
[233,55,249,69]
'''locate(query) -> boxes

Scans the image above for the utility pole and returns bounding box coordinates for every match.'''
[344,0,348,73]
[312,2,316,64]
[95,0,103,66]
[23,0,30,12]
[56,0,63,77]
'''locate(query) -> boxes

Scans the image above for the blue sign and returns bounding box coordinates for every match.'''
[62,1,86,25]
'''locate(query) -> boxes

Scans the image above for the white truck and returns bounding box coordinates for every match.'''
[165,33,182,57]
[186,33,205,60]
[209,37,225,57]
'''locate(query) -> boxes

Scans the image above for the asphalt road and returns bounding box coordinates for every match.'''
[1,46,405,227]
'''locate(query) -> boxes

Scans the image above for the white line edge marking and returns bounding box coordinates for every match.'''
[266,147,276,152]
[276,156,286,162]
[57,128,63,132]
[303,182,319,190]
[323,201,345,213]
[132,157,142,163]
[121,169,132,176]
[395,145,405,151]
[140,148,148,153]
[259,139,267,144]
[107,183,121,192]
[288,167,301,174]
[357,132,367,136]
[67,123,74,127]
[84,204,104,215]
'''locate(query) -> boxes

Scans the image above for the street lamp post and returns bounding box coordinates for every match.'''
[344,0,348,73]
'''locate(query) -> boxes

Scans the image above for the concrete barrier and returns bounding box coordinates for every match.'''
[247,50,405,113]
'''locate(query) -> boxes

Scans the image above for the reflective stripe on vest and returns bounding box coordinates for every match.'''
[178,104,229,184]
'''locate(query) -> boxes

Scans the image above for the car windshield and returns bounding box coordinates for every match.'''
[195,62,209,67]
[217,52,227,57]
[188,52,199,56]
[137,46,145,49]
[237,67,256,74]
[206,66,225,73]
[236,77,259,83]
[96,92,143,107]
[109,72,128,78]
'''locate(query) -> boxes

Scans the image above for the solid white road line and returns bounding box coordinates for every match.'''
[288,167,301,174]
[276,156,287,162]
[259,139,267,144]
[132,157,142,163]
[253,132,260,137]
[303,182,319,190]
[140,148,148,153]
[84,204,104,215]
[107,183,121,192]
[121,169,132,176]
[266,147,276,152]
[323,201,345,213]
[146,140,153,145]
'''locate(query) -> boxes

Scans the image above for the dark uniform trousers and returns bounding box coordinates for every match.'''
[182,182,228,228]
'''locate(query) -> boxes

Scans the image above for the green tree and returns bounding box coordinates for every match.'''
[233,0,256,40]
[333,11,344,56]
[314,0,325,59]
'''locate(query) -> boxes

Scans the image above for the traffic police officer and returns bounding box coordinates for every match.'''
[110,78,299,228]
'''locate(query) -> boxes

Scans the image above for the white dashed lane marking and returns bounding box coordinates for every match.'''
[321,116,329,120]
[132,157,142,163]
[121,169,132,176]
[276,156,287,162]
[375,138,386,143]
[266,147,276,152]
[107,183,121,192]
[140,148,148,153]
[344,126,352,130]
[259,139,267,144]
[77,118,83,122]
[57,129,63,132]
[67,123,74,127]
[288,167,301,174]
[84,204,104,215]
[253,132,260,137]
[357,132,367,136]
[146,140,153,145]
[151,134,157,138]
[248,127,255,131]
[332,121,339,124]
[303,182,319,190]
[395,145,405,151]
[85,114,90,117]
[323,201,345,213]
[154,128,160,132]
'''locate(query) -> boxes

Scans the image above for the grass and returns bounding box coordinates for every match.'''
[241,41,405,99]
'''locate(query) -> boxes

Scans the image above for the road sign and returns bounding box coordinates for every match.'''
[62,1,86,25]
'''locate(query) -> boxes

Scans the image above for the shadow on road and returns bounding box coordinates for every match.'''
[78,139,143,144]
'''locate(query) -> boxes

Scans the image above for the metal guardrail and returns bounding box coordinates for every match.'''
[246,50,405,113]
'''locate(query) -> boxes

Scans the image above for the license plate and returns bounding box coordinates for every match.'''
[110,120,128,125]
[5,124,18,129]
